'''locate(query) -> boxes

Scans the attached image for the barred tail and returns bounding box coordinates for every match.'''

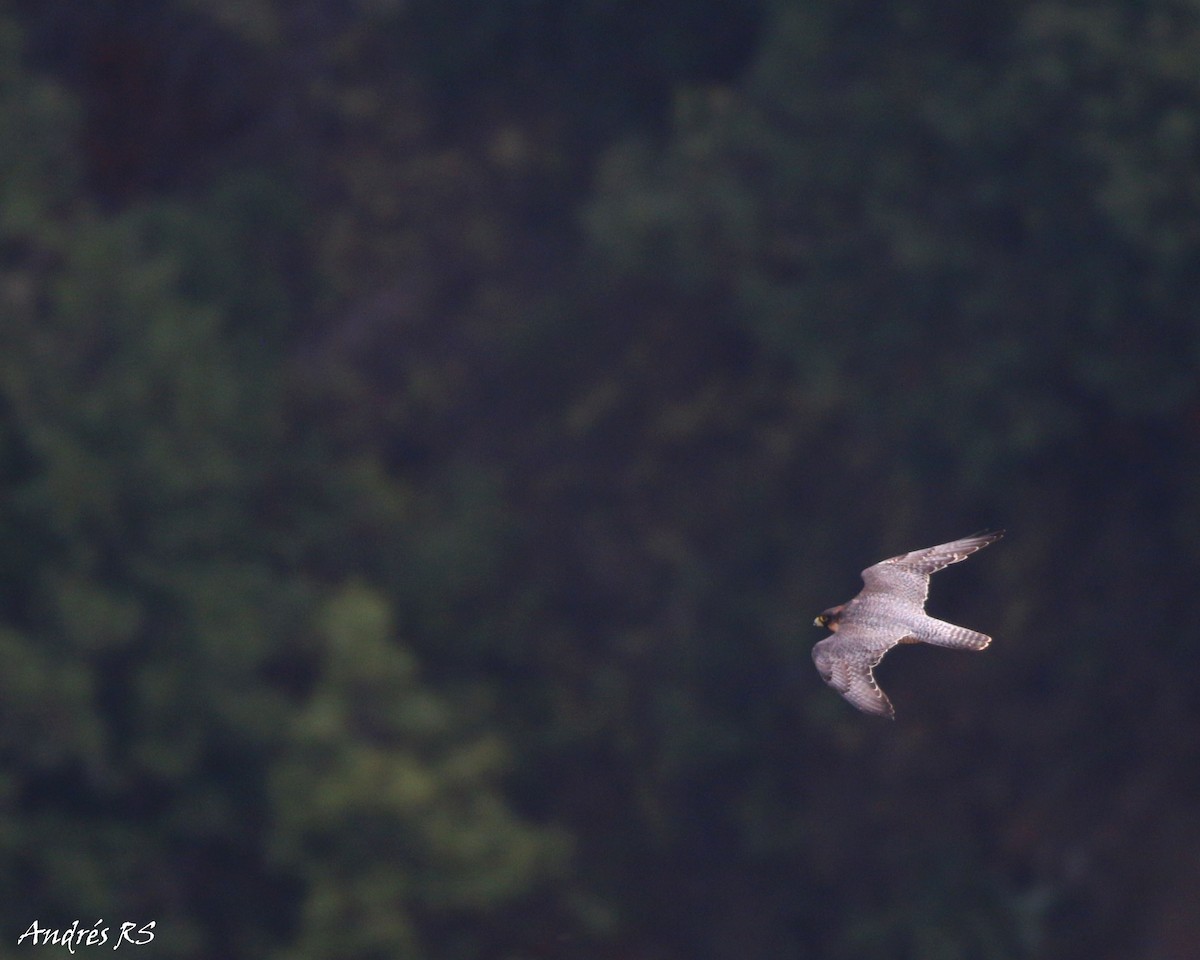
[915,617,992,651]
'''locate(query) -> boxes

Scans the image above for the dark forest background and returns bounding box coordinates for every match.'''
[1,1,1199,958]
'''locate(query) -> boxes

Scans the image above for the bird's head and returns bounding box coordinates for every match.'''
[813,604,845,631]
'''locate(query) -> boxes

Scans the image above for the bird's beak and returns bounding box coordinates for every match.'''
[813,616,823,627]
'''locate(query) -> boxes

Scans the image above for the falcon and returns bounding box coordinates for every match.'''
[812,531,1004,718]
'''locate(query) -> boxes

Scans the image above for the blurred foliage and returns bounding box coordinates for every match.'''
[0,7,565,957]
[1,1,1199,959]
[271,584,568,959]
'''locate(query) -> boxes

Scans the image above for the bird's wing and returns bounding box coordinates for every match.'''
[818,626,905,718]
[828,656,895,718]
[860,530,1004,605]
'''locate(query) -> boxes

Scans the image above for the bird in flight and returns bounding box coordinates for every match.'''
[812,531,1004,718]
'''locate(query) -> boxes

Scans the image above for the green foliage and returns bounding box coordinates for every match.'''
[0,11,565,958]
[3,1,1200,959]
[270,584,567,960]
[588,0,1200,481]
[0,16,78,237]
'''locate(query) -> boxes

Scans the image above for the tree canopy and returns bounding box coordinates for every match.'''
[1,1,1198,958]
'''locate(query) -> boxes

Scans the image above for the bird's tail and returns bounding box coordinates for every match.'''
[915,617,992,651]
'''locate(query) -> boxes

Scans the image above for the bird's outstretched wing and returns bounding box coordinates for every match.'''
[860,530,1004,605]
[827,655,894,718]
[814,628,905,718]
